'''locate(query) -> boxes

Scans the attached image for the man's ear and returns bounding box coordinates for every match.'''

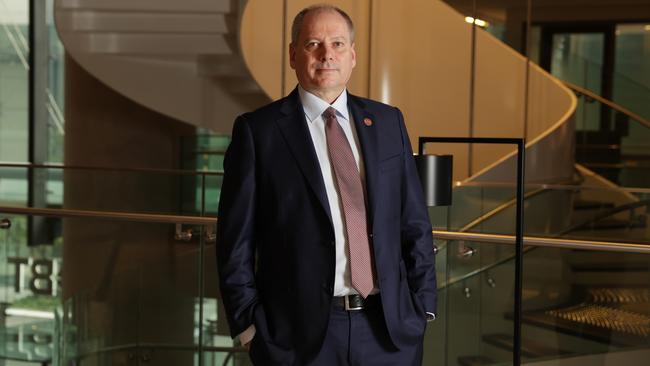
[289,43,296,69]
[351,42,356,69]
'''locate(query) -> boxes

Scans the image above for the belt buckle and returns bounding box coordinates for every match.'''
[344,295,363,311]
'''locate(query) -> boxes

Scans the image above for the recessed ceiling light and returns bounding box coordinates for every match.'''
[464,16,489,28]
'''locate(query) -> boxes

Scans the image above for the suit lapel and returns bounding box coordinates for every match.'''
[276,89,333,225]
[348,94,379,229]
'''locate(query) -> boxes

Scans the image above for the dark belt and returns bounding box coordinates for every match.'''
[333,294,378,311]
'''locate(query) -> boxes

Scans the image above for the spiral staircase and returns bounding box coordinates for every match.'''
[54,0,270,132]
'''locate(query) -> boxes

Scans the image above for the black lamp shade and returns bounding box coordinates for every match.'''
[414,154,453,206]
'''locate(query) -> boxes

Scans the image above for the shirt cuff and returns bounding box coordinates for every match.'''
[426,312,436,322]
[238,324,256,346]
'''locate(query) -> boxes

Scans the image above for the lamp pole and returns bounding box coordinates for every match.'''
[417,136,526,366]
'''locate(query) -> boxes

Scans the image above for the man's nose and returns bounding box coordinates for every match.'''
[318,45,334,61]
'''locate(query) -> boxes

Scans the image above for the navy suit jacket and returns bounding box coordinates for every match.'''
[217,88,436,364]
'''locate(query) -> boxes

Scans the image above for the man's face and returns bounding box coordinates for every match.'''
[290,10,356,101]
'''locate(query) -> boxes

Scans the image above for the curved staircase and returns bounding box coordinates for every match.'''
[54,0,270,133]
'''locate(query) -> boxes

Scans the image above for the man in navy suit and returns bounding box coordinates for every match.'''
[217,4,436,365]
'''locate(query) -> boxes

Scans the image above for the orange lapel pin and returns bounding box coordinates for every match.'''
[363,117,373,126]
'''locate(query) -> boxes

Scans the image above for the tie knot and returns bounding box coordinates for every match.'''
[323,107,337,121]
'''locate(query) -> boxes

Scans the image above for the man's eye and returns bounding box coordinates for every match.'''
[305,42,319,50]
[333,41,344,48]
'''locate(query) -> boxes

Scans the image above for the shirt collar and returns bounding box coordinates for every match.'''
[298,86,350,123]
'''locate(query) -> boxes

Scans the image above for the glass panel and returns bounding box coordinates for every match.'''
[569,89,650,188]
[550,33,604,94]
[550,33,604,133]
[527,185,649,245]
[0,165,222,215]
[202,348,250,366]
[521,245,650,363]
[457,182,650,245]
[0,214,58,364]
[201,225,240,365]
[614,24,650,180]
[435,177,650,364]
[45,0,65,165]
[441,238,650,365]
[613,24,650,120]
[423,235,448,366]
[0,0,29,163]
[427,180,518,365]
[523,248,650,365]
[180,133,229,214]
[49,216,229,365]
[0,211,244,365]
[0,166,28,205]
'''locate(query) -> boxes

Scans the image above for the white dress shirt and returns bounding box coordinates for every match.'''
[299,86,379,297]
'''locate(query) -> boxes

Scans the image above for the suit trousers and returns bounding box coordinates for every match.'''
[249,297,424,366]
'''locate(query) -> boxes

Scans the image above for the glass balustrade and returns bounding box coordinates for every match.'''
[1,162,649,365]
[180,133,230,216]
[537,50,650,188]
[456,182,650,244]
[571,90,650,188]
[0,211,245,366]
[425,178,650,365]
[432,237,650,366]
[0,213,58,365]
[440,182,649,284]
[0,164,247,365]
[0,163,223,216]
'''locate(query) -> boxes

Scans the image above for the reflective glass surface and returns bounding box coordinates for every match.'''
[434,236,650,366]
[45,0,65,164]
[614,24,650,180]
[0,0,29,163]
[0,164,221,217]
[0,213,234,365]
[426,179,650,365]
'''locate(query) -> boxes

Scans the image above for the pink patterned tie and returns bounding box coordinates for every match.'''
[323,107,375,298]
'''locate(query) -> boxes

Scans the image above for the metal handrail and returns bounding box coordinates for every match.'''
[564,81,650,130]
[435,229,650,288]
[0,206,217,225]
[433,230,650,253]
[2,206,648,251]
[0,162,223,176]
[457,180,650,194]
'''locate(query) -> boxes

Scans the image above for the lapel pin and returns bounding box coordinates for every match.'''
[363,117,373,126]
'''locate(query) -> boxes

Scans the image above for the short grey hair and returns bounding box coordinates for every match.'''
[290,4,355,45]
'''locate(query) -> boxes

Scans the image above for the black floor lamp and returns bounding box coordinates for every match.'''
[415,136,526,366]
